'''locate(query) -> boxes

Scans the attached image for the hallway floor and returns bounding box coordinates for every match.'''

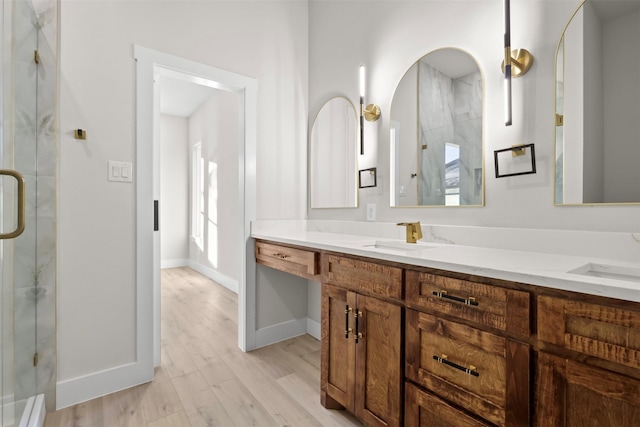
[44,267,362,426]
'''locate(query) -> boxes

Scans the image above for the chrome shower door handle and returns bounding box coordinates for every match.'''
[0,169,26,239]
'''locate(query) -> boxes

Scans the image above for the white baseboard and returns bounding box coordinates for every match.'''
[160,259,188,269]
[255,317,320,348]
[307,318,321,340]
[188,260,238,293]
[56,362,152,410]
[255,318,307,348]
[160,259,238,293]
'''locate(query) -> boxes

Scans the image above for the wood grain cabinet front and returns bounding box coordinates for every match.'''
[406,310,529,427]
[537,295,640,370]
[324,254,403,301]
[255,240,320,280]
[405,382,491,427]
[406,270,530,337]
[536,295,640,426]
[321,283,403,427]
[536,352,640,426]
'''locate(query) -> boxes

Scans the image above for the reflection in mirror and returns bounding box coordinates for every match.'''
[390,48,484,207]
[555,0,640,205]
[310,97,358,208]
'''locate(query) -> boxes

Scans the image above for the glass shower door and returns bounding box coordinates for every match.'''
[2,0,57,424]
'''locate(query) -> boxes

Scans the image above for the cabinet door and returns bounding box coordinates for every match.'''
[321,284,356,411]
[355,294,403,427]
[536,352,640,426]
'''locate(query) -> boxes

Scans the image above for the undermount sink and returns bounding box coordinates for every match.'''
[568,263,640,283]
[362,240,434,252]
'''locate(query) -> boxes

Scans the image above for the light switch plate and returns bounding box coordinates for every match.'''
[108,161,133,183]
[366,203,376,221]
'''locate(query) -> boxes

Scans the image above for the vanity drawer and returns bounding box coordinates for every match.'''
[255,241,320,280]
[406,270,530,337]
[405,382,491,427]
[406,310,529,427]
[538,295,640,370]
[323,254,403,301]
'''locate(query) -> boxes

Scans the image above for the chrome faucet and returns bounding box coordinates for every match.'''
[397,221,423,243]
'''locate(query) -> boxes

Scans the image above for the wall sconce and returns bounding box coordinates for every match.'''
[359,65,381,155]
[502,0,533,126]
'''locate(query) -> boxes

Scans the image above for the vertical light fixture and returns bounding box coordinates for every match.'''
[359,65,381,155]
[502,0,533,127]
[360,65,366,155]
[504,0,512,126]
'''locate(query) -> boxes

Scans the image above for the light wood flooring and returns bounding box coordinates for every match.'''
[44,267,362,427]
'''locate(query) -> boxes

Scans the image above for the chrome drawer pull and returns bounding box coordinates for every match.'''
[433,354,479,377]
[432,290,479,307]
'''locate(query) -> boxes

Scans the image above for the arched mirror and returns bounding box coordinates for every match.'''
[390,48,484,207]
[555,0,640,205]
[310,97,358,208]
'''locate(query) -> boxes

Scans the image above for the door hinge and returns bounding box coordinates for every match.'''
[34,50,40,64]
[33,353,39,367]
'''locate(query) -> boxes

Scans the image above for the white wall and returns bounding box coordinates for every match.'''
[390,62,419,205]
[58,0,308,403]
[563,5,584,204]
[603,8,640,203]
[582,2,604,203]
[160,114,189,264]
[188,91,240,281]
[307,0,639,231]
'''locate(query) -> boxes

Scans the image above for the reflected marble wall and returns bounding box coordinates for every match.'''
[418,61,482,205]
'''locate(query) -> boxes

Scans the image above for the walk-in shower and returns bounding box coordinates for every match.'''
[1,0,56,425]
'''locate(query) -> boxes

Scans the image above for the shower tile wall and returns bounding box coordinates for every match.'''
[418,61,482,206]
[454,72,482,205]
[9,0,57,410]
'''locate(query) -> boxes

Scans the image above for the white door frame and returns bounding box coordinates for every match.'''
[134,45,257,362]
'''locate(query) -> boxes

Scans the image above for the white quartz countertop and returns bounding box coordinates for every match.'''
[251,228,640,303]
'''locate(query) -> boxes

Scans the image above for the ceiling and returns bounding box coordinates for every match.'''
[159,75,218,118]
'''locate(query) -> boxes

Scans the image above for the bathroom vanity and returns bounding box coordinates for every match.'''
[253,225,640,426]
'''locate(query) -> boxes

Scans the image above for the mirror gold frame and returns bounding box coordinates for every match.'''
[554,0,640,206]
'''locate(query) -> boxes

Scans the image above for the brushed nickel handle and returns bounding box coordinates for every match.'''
[433,290,479,307]
[0,169,26,239]
[433,354,479,377]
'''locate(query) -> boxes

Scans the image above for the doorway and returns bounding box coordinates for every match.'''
[134,46,258,377]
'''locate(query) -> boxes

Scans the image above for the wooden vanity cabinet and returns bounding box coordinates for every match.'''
[255,240,320,280]
[405,382,491,427]
[536,295,640,426]
[536,352,640,426]
[254,239,640,426]
[321,255,403,427]
[405,269,531,427]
